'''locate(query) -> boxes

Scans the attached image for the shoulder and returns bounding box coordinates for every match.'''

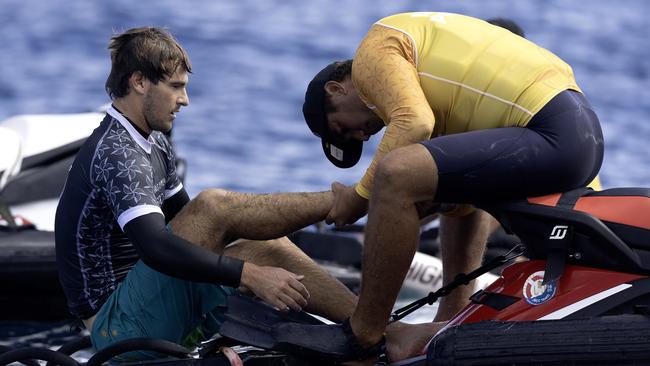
[91,119,152,184]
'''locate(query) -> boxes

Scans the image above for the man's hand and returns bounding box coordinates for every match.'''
[326,182,368,226]
[240,262,309,311]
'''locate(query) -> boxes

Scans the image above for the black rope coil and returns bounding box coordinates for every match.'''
[0,347,79,366]
[86,338,191,366]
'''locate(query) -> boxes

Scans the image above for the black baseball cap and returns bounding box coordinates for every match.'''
[302,61,362,169]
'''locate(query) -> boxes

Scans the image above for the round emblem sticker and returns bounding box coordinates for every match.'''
[522,271,557,305]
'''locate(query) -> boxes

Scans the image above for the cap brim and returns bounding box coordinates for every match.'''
[321,133,362,169]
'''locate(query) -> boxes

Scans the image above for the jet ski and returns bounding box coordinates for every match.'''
[0,109,104,321]
[0,107,185,321]
[3,186,650,365]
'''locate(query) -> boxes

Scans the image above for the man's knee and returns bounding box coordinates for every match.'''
[375,145,438,196]
[258,237,300,258]
[194,188,229,206]
[190,188,231,216]
[226,237,301,265]
[376,151,414,188]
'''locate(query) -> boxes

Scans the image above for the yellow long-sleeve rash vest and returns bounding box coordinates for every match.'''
[352,12,581,199]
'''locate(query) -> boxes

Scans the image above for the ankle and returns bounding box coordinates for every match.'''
[349,316,385,347]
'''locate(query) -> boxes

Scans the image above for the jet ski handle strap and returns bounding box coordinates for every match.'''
[390,244,525,322]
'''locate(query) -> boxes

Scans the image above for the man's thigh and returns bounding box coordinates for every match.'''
[167,189,252,251]
[168,193,225,251]
[90,260,235,360]
[420,126,581,203]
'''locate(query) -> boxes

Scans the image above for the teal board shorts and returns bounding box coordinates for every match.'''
[90,225,236,361]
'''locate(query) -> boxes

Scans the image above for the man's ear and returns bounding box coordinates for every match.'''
[129,71,147,95]
[324,80,347,97]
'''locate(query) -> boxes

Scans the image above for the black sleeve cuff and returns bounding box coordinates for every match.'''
[214,255,245,288]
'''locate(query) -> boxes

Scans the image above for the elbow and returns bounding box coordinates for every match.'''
[412,120,434,140]
[391,109,435,140]
[137,247,165,271]
[133,232,170,271]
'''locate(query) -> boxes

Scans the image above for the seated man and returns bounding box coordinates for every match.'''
[302,12,603,361]
[55,26,357,361]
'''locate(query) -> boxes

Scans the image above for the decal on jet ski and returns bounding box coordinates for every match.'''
[406,257,443,288]
[522,271,556,305]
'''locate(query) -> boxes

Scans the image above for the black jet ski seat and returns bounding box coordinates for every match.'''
[478,187,650,282]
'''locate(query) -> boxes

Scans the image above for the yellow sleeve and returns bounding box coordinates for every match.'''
[353,25,436,199]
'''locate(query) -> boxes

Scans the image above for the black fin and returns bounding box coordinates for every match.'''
[218,294,325,350]
[218,294,384,362]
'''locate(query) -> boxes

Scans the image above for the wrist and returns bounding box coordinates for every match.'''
[240,262,259,288]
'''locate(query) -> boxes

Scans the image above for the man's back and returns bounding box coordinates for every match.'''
[353,12,582,134]
[55,106,181,319]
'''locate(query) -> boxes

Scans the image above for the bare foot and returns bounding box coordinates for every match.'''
[385,321,447,362]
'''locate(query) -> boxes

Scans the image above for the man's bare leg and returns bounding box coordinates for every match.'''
[169,189,357,321]
[224,237,357,322]
[385,321,444,361]
[171,189,335,250]
[434,210,491,321]
[350,144,439,347]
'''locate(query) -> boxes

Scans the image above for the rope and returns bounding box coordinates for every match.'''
[390,245,524,322]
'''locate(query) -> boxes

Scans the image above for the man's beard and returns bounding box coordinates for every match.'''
[143,94,172,133]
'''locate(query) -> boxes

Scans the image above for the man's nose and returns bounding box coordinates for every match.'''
[349,130,369,141]
[179,90,190,106]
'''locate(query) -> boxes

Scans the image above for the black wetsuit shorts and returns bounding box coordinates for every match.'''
[420,90,604,203]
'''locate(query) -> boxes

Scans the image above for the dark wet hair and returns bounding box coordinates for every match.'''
[105,27,192,99]
[323,59,353,113]
[328,59,353,82]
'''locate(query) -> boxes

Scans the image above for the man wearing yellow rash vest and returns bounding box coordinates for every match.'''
[301,12,604,361]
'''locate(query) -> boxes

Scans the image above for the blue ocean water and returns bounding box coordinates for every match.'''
[1,0,649,196]
[1,0,649,353]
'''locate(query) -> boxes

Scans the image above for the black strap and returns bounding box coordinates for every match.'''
[341,318,386,361]
[543,249,565,284]
[470,289,520,311]
[542,187,590,284]
[390,245,525,322]
[557,187,592,209]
